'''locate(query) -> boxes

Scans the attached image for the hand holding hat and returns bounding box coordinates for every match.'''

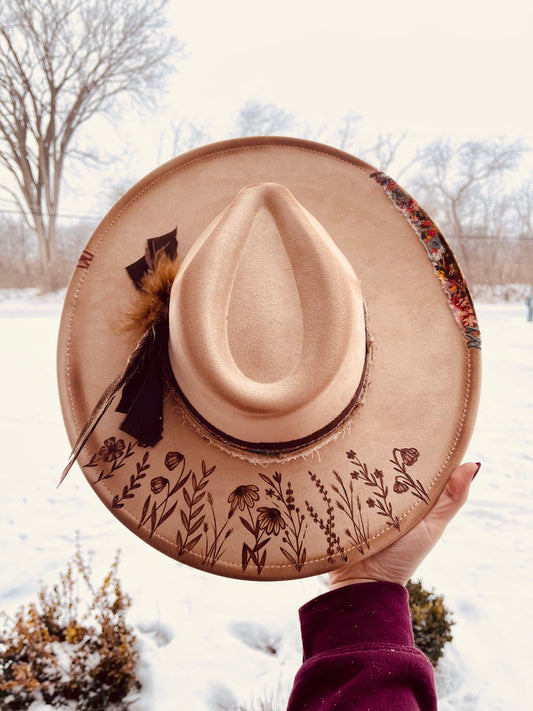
[330,461,481,589]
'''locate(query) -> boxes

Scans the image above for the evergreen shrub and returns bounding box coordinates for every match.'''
[407,578,454,666]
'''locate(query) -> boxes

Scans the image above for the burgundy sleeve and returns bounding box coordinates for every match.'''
[287,582,437,711]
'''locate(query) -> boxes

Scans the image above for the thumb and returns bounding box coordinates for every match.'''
[328,461,480,589]
[398,460,481,579]
[427,461,480,531]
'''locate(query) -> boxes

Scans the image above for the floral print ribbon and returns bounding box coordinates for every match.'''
[370,172,481,349]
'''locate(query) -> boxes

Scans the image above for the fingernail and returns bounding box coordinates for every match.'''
[473,462,482,479]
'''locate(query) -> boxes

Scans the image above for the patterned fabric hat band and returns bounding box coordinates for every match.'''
[57,137,481,580]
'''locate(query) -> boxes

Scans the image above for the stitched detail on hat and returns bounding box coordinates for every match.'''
[76,249,94,269]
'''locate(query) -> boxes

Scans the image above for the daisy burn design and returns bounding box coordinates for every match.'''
[86,438,427,575]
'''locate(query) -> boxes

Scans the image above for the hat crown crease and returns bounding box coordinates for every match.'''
[226,203,303,384]
[168,182,367,445]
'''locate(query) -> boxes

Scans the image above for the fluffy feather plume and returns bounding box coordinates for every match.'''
[123,253,180,333]
[58,249,180,487]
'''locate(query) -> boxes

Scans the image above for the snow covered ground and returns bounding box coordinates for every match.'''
[0,289,532,710]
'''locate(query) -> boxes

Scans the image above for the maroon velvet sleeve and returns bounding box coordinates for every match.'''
[287,582,437,711]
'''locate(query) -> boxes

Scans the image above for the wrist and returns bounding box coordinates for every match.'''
[328,576,382,591]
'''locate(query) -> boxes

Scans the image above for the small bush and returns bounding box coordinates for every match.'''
[239,702,278,711]
[0,542,140,710]
[237,685,287,711]
[407,578,454,666]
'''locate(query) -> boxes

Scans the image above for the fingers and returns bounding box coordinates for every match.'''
[329,461,480,590]
[423,461,480,540]
[444,461,480,503]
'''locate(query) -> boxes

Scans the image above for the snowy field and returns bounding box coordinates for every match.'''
[0,289,532,710]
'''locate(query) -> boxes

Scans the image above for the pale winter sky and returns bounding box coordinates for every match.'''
[70,0,533,214]
[166,0,533,140]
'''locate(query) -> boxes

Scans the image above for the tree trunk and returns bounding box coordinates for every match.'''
[35,215,59,292]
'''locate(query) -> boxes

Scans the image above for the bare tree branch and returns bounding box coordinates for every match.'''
[233,100,295,137]
[366,131,409,173]
[334,113,361,153]
[412,137,529,275]
[0,185,35,230]
[0,0,183,288]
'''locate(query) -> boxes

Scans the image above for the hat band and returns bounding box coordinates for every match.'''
[164,318,371,457]
[167,183,369,448]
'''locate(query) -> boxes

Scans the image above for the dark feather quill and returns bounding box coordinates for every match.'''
[59,229,179,487]
[58,329,154,486]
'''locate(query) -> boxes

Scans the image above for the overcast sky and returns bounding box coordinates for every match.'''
[166,0,533,140]
[69,0,533,215]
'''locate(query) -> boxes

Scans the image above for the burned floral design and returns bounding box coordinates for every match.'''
[112,450,150,509]
[370,171,481,349]
[233,473,307,574]
[228,484,260,512]
[331,470,370,555]
[84,434,431,577]
[150,476,169,495]
[85,438,231,568]
[85,437,136,484]
[398,447,419,467]
[201,491,233,569]
[99,437,125,461]
[306,471,347,564]
[176,460,216,555]
[165,451,184,470]
[259,472,307,572]
[346,450,400,530]
[141,453,232,568]
[257,507,285,536]
[389,447,429,504]
[234,484,272,575]
[393,479,410,494]
[138,454,189,537]
[343,446,429,531]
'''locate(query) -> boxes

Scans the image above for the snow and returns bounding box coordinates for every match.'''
[1,290,532,710]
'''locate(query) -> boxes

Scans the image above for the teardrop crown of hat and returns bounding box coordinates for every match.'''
[167,182,369,454]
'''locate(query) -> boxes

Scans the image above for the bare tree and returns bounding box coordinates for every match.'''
[0,0,183,289]
[412,137,527,274]
[0,216,35,280]
[510,180,533,237]
[167,119,212,158]
[365,131,413,175]
[333,113,361,153]
[304,118,412,177]
[233,100,295,137]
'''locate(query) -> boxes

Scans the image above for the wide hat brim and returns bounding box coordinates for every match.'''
[57,136,481,581]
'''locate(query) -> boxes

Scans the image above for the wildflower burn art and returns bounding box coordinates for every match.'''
[85,438,428,575]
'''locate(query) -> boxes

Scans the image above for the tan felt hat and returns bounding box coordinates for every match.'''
[57,136,481,580]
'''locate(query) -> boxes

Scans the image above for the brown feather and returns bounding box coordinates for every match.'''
[122,253,180,334]
[59,254,179,487]
[57,329,154,487]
